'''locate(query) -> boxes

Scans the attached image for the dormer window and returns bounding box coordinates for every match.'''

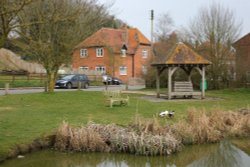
[121,49,126,57]
[80,49,87,58]
[121,44,127,57]
[96,48,104,57]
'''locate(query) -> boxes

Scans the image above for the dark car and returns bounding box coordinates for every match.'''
[55,74,89,89]
[102,75,122,85]
[111,77,122,85]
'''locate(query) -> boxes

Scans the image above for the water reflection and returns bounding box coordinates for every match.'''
[188,141,242,167]
[1,140,249,167]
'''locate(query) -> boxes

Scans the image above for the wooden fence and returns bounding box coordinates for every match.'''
[0,73,102,82]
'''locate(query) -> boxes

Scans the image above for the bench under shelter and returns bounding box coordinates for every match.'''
[151,42,211,100]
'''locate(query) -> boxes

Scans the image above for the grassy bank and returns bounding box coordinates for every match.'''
[0,89,250,158]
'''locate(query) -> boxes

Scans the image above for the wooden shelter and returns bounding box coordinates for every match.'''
[152,42,211,99]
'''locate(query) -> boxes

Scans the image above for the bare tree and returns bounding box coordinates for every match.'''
[0,0,33,48]
[182,3,241,89]
[15,0,112,92]
[155,13,174,42]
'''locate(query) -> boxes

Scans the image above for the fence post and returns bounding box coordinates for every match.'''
[78,80,81,90]
[44,81,48,92]
[27,73,30,81]
[5,83,9,95]
[40,73,42,83]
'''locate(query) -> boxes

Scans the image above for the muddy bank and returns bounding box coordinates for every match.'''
[0,135,55,163]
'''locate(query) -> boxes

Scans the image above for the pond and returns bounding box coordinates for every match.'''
[1,139,250,167]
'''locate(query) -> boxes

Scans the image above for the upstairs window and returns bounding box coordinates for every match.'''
[96,48,104,57]
[142,49,148,59]
[80,49,88,58]
[119,66,127,75]
[121,49,126,57]
[79,66,89,71]
[95,66,106,74]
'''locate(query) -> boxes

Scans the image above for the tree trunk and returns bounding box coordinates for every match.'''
[47,72,57,93]
[0,34,7,48]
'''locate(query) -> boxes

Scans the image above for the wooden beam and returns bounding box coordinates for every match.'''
[195,67,202,75]
[195,66,206,99]
[168,67,178,100]
[168,67,172,100]
[202,66,205,99]
[156,67,160,98]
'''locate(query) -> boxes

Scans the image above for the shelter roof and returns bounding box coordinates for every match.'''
[152,42,211,66]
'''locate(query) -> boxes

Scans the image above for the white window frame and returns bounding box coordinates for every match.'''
[121,49,126,57]
[142,49,148,59]
[119,66,127,75]
[96,48,104,57]
[80,49,88,58]
[79,66,89,71]
[95,66,106,74]
[142,65,148,75]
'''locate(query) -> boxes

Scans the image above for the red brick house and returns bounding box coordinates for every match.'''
[72,27,152,83]
[233,33,250,82]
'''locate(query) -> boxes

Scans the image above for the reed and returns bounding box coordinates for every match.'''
[54,109,250,156]
[54,122,109,152]
[54,122,181,156]
[173,108,250,144]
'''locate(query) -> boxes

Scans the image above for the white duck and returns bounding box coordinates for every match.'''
[159,110,175,118]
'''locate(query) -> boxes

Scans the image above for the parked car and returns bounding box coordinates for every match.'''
[111,77,122,85]
[55,74,89,89]
[102,75,122,85]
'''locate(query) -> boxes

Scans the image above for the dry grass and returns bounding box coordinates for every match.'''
[173,108,250,144]
[54,121,181,156]
[54,122,109,152]
[54,109,250,156]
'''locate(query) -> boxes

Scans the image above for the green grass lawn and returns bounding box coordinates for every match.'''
[0,80,45,88]
[0,89,250,157]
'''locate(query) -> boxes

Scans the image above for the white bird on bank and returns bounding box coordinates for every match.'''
[17,155,25,159]
[159,110,175,118]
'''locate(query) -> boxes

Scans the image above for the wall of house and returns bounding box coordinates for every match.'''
[72,47,134,82]
[72,47,109,72]
[234,35,250,82]
[133,45,153,78]
[72,45,153,83]
[112,53,133,83]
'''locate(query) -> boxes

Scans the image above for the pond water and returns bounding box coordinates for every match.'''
[1,139,250,167]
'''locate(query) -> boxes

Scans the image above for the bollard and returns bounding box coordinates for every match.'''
[78,81,81,90]
[5,83,9,95]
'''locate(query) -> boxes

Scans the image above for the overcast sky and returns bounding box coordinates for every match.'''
[99,0,250,40]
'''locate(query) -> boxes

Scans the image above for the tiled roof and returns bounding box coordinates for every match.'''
[75,27,151,54]
[233,32,250,47]
[152,42,211,65]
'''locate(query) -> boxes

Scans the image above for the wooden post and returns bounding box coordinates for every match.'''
[156,67,160,98]
[5,83,9,95]
[125,83,128,90]
[188,74,192,82]
[202,66,205,99]
[44,81,48,92]
[168,67,172,100]
[168,67,178,100]
[78,81,81,90]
